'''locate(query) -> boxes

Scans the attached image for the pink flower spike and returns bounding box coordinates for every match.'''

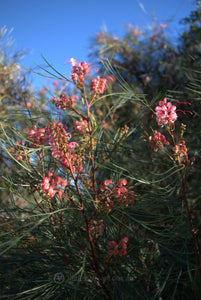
[70,59,90,85]
[118,179,128,187]
[172,140,188,165]
[47,171,53,178]
[70,58,76,66]
[67,142,77,150]
[41,177,50,190]
[107,241,118,256]
[53,176,61,185]
[149,130,169,152]
[120,237,129,245]
[61,180,68,187]
[155,98,177,126]
[48,186,57,198]
[90,76,107,94]
[103,180,114,186]
[107,238,128,257]
[107,240,117,249]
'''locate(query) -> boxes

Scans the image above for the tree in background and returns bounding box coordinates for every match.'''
[90,1,200,96]
[0,26,33,202]
[0,26,52,209]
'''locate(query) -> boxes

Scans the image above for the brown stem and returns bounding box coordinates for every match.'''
[68,146,112,297]
[81,206,112,299]
[39,150,45,177]
[29,161,43,178]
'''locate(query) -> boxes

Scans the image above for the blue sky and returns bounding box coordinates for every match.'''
[0,0,196,88]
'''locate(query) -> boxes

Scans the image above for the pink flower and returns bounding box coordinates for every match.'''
[46,122,82,173]
[40,173,68,199]
[26,102,32,107]
[67,142,77,150]
[52,176,61,185]
[47,186,57,198]
[118,237,129,256]
[89,220,105,237]
[120,237,129,245]
[107,237,129,257]
[107,241,118,256]
[160,24,167,28]
[118,179,128,187]
[99,179,134,211]
[11,141,27,161]
[42,177,50,190]
[70,58,76,66]
[57,190,63,201]
[27,126,47,146]
[149,130,169,152]
[73,118,88,134]
[113,186,127,199]
[133,29,141,36]
[103,180,114,186]
[100,180,114,192]
[47,171,53,178]
[52,94,72,110]
[61,179,68,186]
[173,140,188,165]
[155,98,177,126]
[90,76,107,94]
[70,58,90,85]
[53,80,59,87]
[71,95,79,104]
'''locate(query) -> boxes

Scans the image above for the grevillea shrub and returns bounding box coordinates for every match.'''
[0,55,200,300]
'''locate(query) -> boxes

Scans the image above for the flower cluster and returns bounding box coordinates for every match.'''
[47,122,81,173]
[47,122,72,158]
[155,98,177,126]
[73,118,88,135]
[40,171,68,200]
[149,130,169,152]
[52,94,72,110]
[99,179,135,212]
[107,237,129,257]
[90,76,107,94]
[70,58,90,85]
[173,140,188,165]
[27,125,47,147]
[89,220,105,238]
[10,141,26,161]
